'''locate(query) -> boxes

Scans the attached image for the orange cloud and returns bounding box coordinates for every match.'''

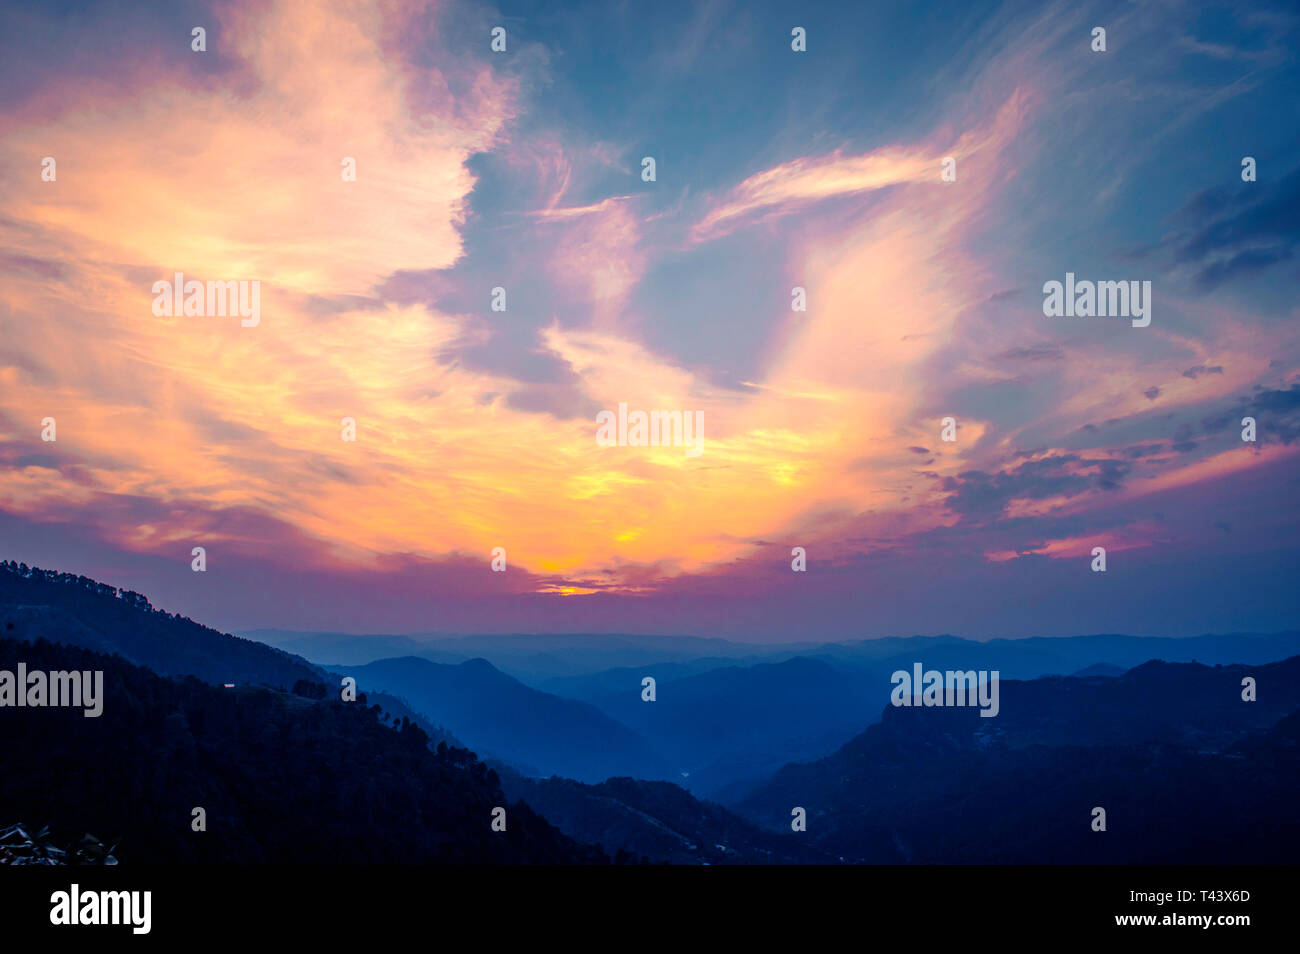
[0,0,1293,608]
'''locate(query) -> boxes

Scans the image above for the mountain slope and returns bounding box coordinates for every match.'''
[333,656,671,783]
[0,635,603,863]
[736,657,1300,863]
[500,772,831,865]
[0,561,322,689]
[573,656,879,797]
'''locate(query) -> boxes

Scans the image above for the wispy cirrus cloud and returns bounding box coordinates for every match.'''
[0,0,1297,638]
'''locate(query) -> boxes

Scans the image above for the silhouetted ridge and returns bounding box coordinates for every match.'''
[736,657,1300,863]
[0,559,322,689]
[0,635,603,864]
[499,771,832,865]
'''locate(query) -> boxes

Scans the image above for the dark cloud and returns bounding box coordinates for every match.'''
[303,293,384,317]
[373,268,457,307]
[1171,166,1300,289]
[1200,384,1300,445]
[1195,246,1294,287]
[942,454,1132,522]
[504,382,600,420]
[439,331,580,387]
[8,453,60,469]
[994,345,1063,361]
[0,439,98,486]
[0,251,67,281]
[1122,442,1166,459]
[1254,384,1300,413]
[0,347,52,384]
[1182,365,1224,379]
[1110,243,1158,263]
[0,0,250,119]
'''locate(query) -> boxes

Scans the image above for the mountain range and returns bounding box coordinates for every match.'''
[330,656,671,782]
[735,657,1300,862]
[3,559,1297,864]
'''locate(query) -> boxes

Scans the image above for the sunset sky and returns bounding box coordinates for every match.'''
[1,0,1297,639]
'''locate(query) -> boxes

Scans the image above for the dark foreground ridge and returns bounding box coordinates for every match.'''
[737,659,1300,863]
[0,635,603,864]
[499,772,832,865]
[0,560,321,689]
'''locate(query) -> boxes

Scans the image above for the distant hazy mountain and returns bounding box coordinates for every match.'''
[567,656,880,798]
[332,656,671,783]
[0,561,322,689]
[241,630,467,667]
[538,657,744,699]
[542,635,1300,799]
[1071,662,1127,677]
[267,622,1300,800]
[364,690,462,750]
[244,628,787,681]
[805,632,1300,678]
[736,657,1300,862]
[246,627,1300,684]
